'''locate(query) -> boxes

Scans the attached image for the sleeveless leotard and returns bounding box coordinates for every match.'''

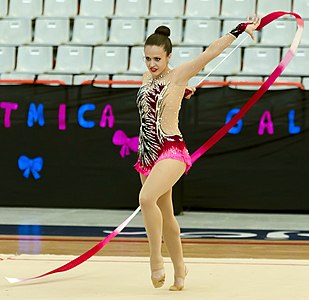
[134,76,192,176]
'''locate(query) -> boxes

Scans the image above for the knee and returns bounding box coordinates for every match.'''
[139,191,156,209]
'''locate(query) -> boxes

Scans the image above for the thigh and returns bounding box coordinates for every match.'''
[140,159,186,201]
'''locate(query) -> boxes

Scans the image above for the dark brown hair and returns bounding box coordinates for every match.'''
[145,26,172,55]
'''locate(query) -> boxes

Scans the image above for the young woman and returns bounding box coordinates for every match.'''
[134,16,261,291]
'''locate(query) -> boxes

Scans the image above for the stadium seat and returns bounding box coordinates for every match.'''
[79,0,114,17]
[16,46,53,73]
[90,46,129,74]
[37,74,73,85]
[293,0,309,19]
[112,74,141,88]
[0,18,32,45]
[266,76,302,90]
[204,47,241,75]
[260,20,296,46]
[223,20,256,46]
[183,19,220,46]
[185,0,220,18]
[226,75,263,90]
[44,0,78,18]
[73,74,95,85]
[71,17,108,45]
[282,48,309,76]
[73,74,110,87]
[0,0,8,17]
[303,77,309,90]
[221,0,256,18]
[108,18,145,45]
[170,46,203,68]
[8,0,42,18]
[300,20,309,46]
[147,19,182,44]
[257,0,291,16]
[115,0,149,17]
[34,17,69,45]
[0,73,35,83]
[128,46,147,74]
[241,47,280,75]
[150,0,184,17]
[54,46,92,73]
[188,75,225,88]
[0,46,16,73]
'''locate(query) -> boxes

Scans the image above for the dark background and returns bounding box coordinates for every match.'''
[0,85,308,213]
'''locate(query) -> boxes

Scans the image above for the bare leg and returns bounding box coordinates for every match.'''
[157,189,187,290]
[139,159,186,288]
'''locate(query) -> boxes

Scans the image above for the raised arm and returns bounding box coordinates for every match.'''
[173,17,261,85]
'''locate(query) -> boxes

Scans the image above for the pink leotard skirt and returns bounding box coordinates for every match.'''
[134,135,192,176]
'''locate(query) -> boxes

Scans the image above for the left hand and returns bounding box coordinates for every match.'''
[245,15,261,40]
[184,86,196,100]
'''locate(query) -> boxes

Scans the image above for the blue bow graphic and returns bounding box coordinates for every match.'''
[18,156,44,180]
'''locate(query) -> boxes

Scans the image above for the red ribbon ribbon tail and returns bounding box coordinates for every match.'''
[190,11,304,164]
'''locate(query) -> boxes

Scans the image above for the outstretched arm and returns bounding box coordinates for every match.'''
[174,16,261,85]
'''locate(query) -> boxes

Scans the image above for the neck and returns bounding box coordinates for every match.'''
[154,68,170,79]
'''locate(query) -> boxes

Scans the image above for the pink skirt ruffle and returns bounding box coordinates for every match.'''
[134,136,192,176]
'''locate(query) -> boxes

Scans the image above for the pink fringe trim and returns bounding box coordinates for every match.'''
[134,146,192,176]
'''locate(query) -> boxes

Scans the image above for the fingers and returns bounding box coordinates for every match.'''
[247,14,261,26]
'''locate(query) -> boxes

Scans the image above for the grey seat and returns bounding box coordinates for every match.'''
[8,0,42,18]
[71,17,108,45]
[204,47,241,75]
[0,46,16,73]
[221,0,256,18]
[79,0,114,17]
[293,0,309,18]
[34,17,69,45]
[15,46,53,73]
[170,47,203,69]
[183,19,220,46]
[112,74,141,88]
[150,0,184,17]
[54,46,92,74]
[257,0,291,16]
[241,47,280,75]
[108,18,145,45]
[147,19,182,44]
[185,0,220,18]
[115,0,149,17]
[44,0,78,18]
[282,48,309,76]
[0,0,8,17]
[0,18,32,45]
[260,20,296,46]
[226,75,263,90]
[37,74,73,85]
[90,46,129,74]
[128,46,147,74]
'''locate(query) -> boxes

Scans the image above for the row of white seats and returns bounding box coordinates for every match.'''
[0,0,308,19]
[1,45,309,76]
[0,17,308,46]
[0,73,308,91]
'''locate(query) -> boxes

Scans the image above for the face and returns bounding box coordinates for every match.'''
[144,45,171,78]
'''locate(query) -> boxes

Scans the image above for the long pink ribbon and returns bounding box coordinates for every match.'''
[6,11,304,283]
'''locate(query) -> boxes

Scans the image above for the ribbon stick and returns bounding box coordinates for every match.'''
[6,11,304,284]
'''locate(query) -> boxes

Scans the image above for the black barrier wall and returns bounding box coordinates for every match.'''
[0,85,308,212]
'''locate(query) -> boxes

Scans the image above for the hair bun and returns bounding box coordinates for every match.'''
[154,26,170,37]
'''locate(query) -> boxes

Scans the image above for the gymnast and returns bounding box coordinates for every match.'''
[134,16,261,291]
